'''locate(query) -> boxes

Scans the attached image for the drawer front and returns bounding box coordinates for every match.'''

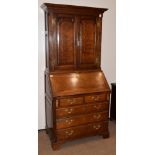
[56,111,109,129]
[56,102,109,118]
[85,94,108,103]
[56,121,108,141]
[59,97,83,108]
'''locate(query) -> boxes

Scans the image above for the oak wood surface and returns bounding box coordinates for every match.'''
[41,3,110,150]
[56,111,109,129]
[56,121,109,141]
[85,93,108,103]
[42,3,107,73]
[56,102,109,118]
[59,97,83,108]
[50,71,110,97]
[41,3,108,15]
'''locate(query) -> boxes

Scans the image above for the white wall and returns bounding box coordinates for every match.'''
[38,0,116,129]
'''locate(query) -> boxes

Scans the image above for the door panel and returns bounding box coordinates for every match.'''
[53,15,77,71]
[48,14,101,71]
[58,18,74,65]
[79,16,99,69]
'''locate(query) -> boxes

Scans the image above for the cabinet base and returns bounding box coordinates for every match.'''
[46,127,110,150]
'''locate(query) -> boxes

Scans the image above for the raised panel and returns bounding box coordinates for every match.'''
[54,15,77,70]
[58,17,74,65]
[79,16,98,69]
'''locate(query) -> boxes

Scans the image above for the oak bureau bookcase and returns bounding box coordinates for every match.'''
[41,3,110,150]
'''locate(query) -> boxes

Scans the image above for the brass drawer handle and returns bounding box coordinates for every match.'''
[93,105,101,109]
[68,99,75,105]
[91,96,95,99]
[65,130,74,136]
[93,114,101,119]
[66,119,73,124]
[91,96,99,101]
[94,97,99,101]
[93,125,101,130]
[65,108,73,114]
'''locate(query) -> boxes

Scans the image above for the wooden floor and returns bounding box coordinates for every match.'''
[38,121,116,155]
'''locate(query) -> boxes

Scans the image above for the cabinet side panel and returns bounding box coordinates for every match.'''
[45,12,49,69]
[45,71,53,129]
[45,97,53,128]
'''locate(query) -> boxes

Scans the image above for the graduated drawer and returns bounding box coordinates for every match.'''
[58,97,83,108]
[56,111,108,129]
[85,94,108,103]
[56,121,108,141]
[56,102,109,118]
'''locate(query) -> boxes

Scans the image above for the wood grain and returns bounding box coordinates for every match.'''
[41,3,110,150]
[56,102,109,118]
[50,71,110,97]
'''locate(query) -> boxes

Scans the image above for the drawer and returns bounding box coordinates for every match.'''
[56,121,108,141]
[58,97,83,108]
[85,94,107,103]
[56,102,109,118]
[56,111,109,129]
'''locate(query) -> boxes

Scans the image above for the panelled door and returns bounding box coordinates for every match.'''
[48,14,101,72]
[78,16,100,69]
[49,14,77,71]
